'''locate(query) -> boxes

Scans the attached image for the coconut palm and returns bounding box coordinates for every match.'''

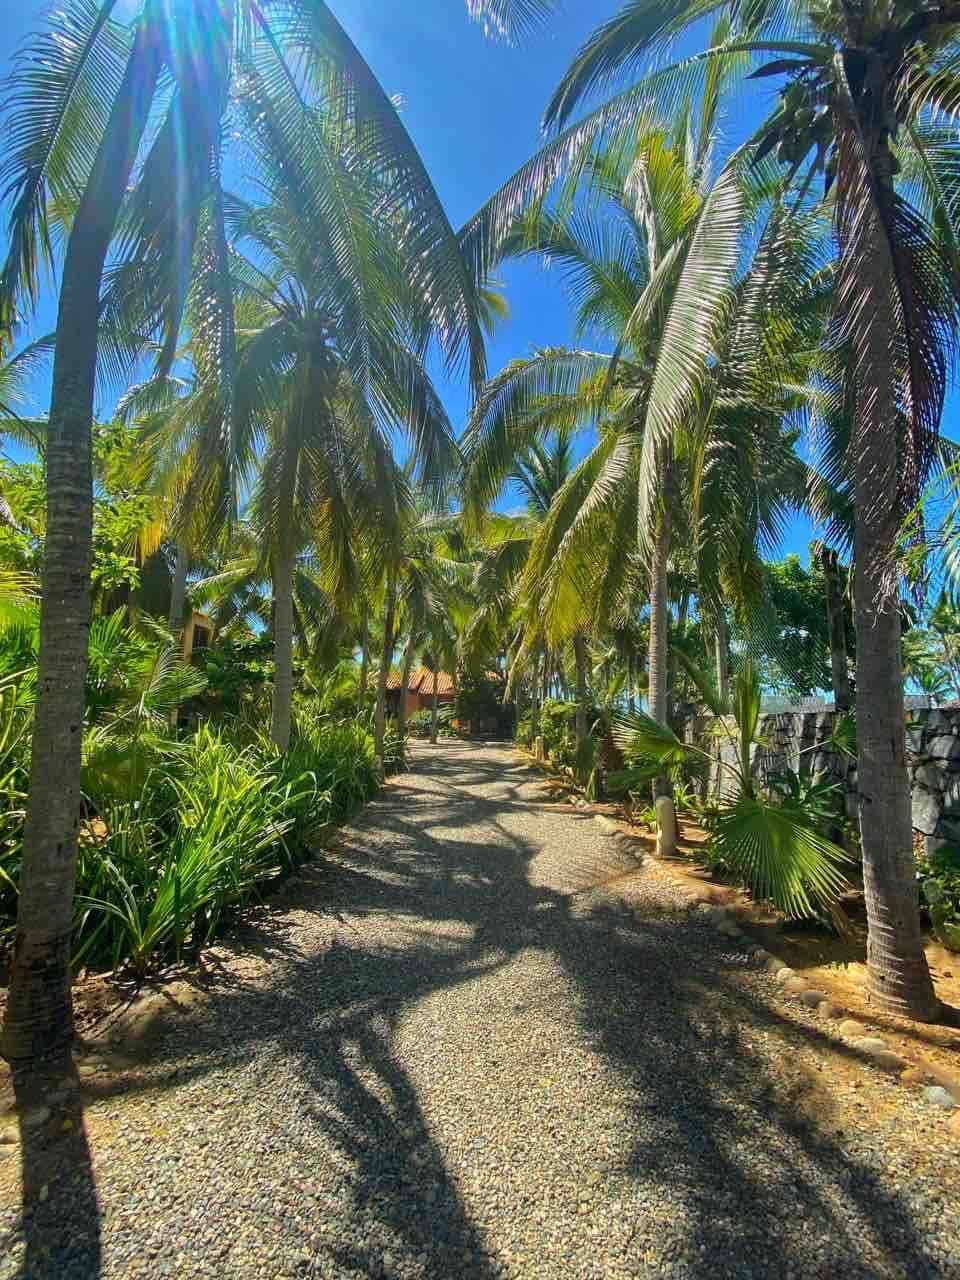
[0,0,486,1065]
[473,0,960,1022]
[463,89,816,850]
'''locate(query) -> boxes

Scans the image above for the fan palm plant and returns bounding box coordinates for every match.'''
[611,656,851,920]
[0,0,487,1064]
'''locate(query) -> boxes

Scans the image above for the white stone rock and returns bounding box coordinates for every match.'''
[923,1085,958,1109]
[851,1036,889,1055]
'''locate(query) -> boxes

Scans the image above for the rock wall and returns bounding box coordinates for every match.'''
[689,706,960,850]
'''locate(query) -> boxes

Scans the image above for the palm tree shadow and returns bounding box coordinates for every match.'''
[7,1059,100,1279]
[5,741,952,1278]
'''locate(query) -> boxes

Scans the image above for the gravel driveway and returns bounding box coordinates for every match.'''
[2,740,958,1280]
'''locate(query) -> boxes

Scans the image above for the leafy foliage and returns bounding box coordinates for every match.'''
[918,844,960,953]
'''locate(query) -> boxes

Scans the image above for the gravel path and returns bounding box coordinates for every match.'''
[2,740,959,1280]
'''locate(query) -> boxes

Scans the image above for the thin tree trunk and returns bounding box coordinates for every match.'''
[530,656,541,741]
[822,548,852,714]
[715,615,730,703]
[842,133,939,1021]
[270,546,296,751]
[396,631,417,741]
[430,668,439,744]
[358,612,369,699]
[169,538,189,639]
[374,576,398,774]
[573,632,588,746]
[1,31,162,1067]
[648,507,677,856]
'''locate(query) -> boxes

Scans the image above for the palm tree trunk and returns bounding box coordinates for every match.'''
[822,549,852,714]
[396,631,417,740]
[648,507,677,856]
[715,615,730,703]
[358,612,369,699]
[573,632,588,745]
[844,140,939,1021]
[530,656,541,741]
[270,546,296,751]
[169,538,189,641]
[1,30,162,1067]
[430,668,439,744]
[374,576,398,774]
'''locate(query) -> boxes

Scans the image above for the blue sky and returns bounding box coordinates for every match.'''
[3,0,956,565]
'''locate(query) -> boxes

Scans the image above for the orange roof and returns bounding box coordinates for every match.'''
[385,667,456,695]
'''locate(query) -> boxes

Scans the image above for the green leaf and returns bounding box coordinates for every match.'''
[708,794,851,919]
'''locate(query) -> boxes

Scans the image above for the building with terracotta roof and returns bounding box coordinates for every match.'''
[385,666,457,719]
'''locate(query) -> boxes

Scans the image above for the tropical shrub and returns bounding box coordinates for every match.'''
[609,660,851,921]
[540,698,578,764]
[0,619,392,974]
[407,706,456,738]
[455,673,514,736]
[73,730,318,974]
[515,711,535,748]
[194,633,274,721]
[918,844,960,952]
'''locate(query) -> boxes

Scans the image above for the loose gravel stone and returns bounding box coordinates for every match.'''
[923,1086,958,1109]
[852,1037,889,1055]
[798,990,826,1009]
[2,741,958,1280]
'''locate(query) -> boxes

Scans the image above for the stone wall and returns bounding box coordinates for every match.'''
[689,706,960,850]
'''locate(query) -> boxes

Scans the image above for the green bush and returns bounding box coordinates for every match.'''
[515,711,534,747]
[1,666,389,974]
[455,673,514,736]
[918,844,960,951]
[74,729,317,974]
[407,706,456,738]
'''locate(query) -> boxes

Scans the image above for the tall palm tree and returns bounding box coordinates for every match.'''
[473,0,960,1022]
[0,0,486,1065]
[463,90,811,849]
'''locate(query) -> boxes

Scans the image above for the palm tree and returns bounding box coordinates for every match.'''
[473,0,960,1021]
[463,91,814,850]
[371,495,470,769]
[0,0,486,1065]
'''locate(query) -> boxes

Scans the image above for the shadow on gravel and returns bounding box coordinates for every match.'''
[17,743,947,1279]
[8,1059,101,1280]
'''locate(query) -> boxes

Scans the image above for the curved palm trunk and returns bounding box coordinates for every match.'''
[270,546,296,751]
[842,137,939,1021]
[430,669,439,744]
[374,576,398,774]
[396,632,417,741]
[573,632,588,745]
[648,508,677,856]
[822,549,852,714]
[1,31,162,1067]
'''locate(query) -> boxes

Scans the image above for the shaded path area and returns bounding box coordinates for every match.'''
[2,742,957,1279]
